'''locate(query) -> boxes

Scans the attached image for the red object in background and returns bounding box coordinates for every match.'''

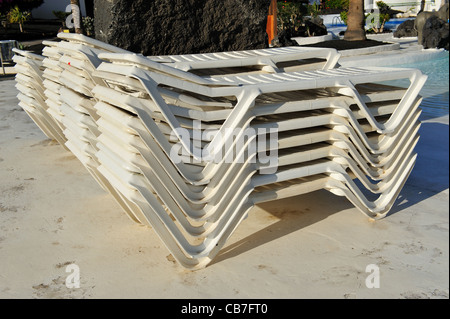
[267,0,278,45]
[266,15,275,44]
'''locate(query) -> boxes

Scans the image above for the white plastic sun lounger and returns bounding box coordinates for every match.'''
[93,95,417,200]
[18,35,424,270]
[58,94,145,223]
[37,36,345,222]
[91,88,421,198]
[41,41,154,224]
[93,95,424,242]
[17,95,55,140]
[94,54,426,183]
[94,147,418,269]
[95,100,421,189]
[94,128,419,233]
[95,85,418,231]
[12,48,69,148]
[93,65,420,172]
[98,53,425,134]
[84,52,423,268]
[41,39,108,128]
[57,33,132,54]
[61,111,145,224]
[41,41,69,132]
[57,32,342,73]
[92,88,422,232]
[92,77,421,159]
[97,109,421,197]
[47,34,343,176]
[38,41,149,224]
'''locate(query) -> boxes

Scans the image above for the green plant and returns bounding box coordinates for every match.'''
[340,10,348,25]
[376,0,391,15]
[7,5,30,32]
[406,6,416,14]
[52,10,70,27]
[277,1,306,32]
[334,0,350,24]
[341,0,350,10]
[366,1,391,33]
[322,0,349,10]
[308,1,320,18]
[82,16,94,36]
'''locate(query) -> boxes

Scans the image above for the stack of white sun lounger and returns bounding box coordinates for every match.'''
[12,48,68,148]
[38,33,345,225]
[41,35,145,221]
[40,40,67,135]
[12,33,427,269]
[90,52,426,269]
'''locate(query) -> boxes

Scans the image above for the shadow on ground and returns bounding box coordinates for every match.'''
[213,121,449,265]
[390,121,449,214]
[211,189,353,266]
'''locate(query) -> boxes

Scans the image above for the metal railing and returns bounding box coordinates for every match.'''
[331,15,344,26]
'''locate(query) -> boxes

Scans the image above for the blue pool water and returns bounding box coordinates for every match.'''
[327,18,414,29]
[384,54,449,120]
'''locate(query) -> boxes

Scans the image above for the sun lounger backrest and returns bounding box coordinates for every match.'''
[12,48,44,62]
[57,32,131,54]
[98,53,241,87]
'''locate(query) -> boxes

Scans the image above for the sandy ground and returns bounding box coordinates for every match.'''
[0,77,448,299]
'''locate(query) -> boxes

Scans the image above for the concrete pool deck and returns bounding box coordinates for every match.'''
[337,33,449,67]
[0,49,448,299]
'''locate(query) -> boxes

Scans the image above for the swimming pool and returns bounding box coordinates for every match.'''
[384,54,449,120]
[325,17,415,30]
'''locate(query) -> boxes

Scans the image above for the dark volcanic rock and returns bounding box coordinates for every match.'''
[94,0,270,55]
[277,29,298,47]
[278,17,327,46]
[393,19,418,38]
[304,17,327,37]
[421,16,449,50]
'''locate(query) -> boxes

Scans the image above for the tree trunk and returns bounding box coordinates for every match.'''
[70,0,83,34]
[419,0,426,13]
[344,0,366,41]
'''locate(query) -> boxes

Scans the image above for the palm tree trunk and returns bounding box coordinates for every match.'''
[70,0,83,34]
[344,0,366,41]
[419,0,426,13]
